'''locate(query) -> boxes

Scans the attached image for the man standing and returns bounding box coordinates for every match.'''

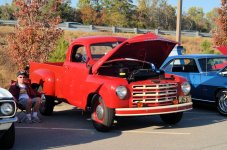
[9,71,42,123]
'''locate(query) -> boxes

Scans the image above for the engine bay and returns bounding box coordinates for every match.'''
[97,58,165,82]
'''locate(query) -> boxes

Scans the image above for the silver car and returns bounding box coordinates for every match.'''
[0,88,17,149]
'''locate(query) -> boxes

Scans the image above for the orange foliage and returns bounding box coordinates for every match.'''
[7,0,63,69]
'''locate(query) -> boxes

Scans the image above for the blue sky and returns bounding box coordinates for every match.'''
[0,0,221,13]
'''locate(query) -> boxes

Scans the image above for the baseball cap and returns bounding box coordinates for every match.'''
[16,70,27,77]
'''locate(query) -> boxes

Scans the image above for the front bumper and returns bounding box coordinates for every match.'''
[0,117,17,130]
[115,102,193,116]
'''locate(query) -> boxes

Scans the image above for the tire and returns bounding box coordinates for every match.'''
[160,112,183,125]
[0,123,15,149]
[216,90,227,116]
[39,96,55,116]
[91,95,114,132]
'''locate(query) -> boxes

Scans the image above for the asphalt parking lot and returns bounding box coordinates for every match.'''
[13,103,227,150]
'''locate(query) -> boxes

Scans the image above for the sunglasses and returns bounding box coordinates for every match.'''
[18,76,26,79]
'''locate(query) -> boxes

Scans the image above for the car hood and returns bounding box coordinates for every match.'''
[92,33,177,74]
[217,46,227,55]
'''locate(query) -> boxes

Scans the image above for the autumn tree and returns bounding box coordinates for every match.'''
[7,0,63,70]
[212,0,227,46]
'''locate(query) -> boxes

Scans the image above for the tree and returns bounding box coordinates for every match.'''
[187,7,210,32]
[212,0,227,46]
[78,0,105,25]
[58,1,82,22]
[7,0,63,70]
[101,0,135,27]
[0,4,15,20]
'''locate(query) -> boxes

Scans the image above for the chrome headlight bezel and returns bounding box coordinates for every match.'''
[116,86,128,100]
[1,102,14,116]
[181,82,191,95]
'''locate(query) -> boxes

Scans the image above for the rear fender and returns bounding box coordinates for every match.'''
[30,69,55,95]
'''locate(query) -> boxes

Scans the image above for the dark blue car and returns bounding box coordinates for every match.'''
[161,54,227,116]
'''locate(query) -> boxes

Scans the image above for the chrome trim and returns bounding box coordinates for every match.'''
[0,100,17,118]
[192,98,215,103]
[0,117,17,124]
[132,83,178,103]
[115,102,193,116]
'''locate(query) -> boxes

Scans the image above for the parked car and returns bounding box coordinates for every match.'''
[29,33,192,131]
[161,54,227,115]
[0,87,17,148]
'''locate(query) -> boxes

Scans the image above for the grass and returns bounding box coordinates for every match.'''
[0,25,218,88]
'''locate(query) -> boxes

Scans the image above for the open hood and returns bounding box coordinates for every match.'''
[217,46,227,55]
[92,33,177,74]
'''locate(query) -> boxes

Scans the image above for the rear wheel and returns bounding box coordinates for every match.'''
[91,95,114,132]
[0,123,15,149]
[216,90,227,116]
[39,95,55,116]
[160,112,183,125]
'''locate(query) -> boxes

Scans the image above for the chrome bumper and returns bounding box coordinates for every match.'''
[0,117,17,130]
[115,102,193,116]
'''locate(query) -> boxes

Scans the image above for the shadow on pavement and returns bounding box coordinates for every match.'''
[13,103,227,149]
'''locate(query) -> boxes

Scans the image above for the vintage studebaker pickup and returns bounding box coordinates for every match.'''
[29,33,192,131]
[0,87,17,148]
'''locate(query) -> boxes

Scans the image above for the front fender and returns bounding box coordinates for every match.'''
[30,69,55,95]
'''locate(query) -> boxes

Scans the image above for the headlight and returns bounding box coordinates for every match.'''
[1,103,13,115]
[181,82,191,95]
[116,86,128,99]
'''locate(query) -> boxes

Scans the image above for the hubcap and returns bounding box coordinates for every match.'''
[96,104,104,120]
[219,92,227,113]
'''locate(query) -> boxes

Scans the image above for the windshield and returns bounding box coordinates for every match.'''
[90,42,121,60]
[198,57,227,72]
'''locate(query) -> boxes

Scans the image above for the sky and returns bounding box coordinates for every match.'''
[0,0,221,13]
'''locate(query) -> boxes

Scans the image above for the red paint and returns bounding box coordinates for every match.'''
[29,33,192,116]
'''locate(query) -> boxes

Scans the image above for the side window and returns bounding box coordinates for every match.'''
[164,58,199,73]
[71,45,87,63]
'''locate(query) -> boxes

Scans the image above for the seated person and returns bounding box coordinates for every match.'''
[9,71,42,123]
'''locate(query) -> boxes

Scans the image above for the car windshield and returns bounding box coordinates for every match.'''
[90,42,121,60]
[198,57,227,72]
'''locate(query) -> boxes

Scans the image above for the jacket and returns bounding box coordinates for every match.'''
[9,81,41,100]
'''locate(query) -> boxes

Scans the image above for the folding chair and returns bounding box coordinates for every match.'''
[15,101,27,123]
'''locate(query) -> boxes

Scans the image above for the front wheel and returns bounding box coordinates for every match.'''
[0,123,15,149]
[216,90,227,116]
[160,112,183,125]
[91,95,114,132]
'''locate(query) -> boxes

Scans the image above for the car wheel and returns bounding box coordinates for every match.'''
[216,90,227,116]
[160,112,183,124]
[39,95,55,116]
[91,95,114,132]
[0,123,15,149]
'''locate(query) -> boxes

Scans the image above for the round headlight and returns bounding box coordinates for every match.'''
[1,103,13,116]
[181,82,191,95]
[116,86,128,99]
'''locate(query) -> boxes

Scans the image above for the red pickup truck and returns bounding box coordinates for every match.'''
[29,33,192,131]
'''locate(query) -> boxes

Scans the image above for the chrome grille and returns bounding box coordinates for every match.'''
[132,83,178,105]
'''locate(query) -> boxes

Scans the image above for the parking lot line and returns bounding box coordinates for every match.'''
[16,127,191,135]
[122,130,191,135]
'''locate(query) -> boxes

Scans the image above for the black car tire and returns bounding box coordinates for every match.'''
[91,95,114,132]
[39,96,55,116]
[0,123,15,149]
[160,112,183,124]
[216,90,227,116]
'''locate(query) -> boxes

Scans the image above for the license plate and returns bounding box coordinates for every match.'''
[179,96,191,103]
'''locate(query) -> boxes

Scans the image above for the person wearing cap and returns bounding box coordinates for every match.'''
[9,70,42,123]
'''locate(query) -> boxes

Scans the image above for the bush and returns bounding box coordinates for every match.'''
[48,37,69,62]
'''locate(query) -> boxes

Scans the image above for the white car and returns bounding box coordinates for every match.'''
[0,88,17,148]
